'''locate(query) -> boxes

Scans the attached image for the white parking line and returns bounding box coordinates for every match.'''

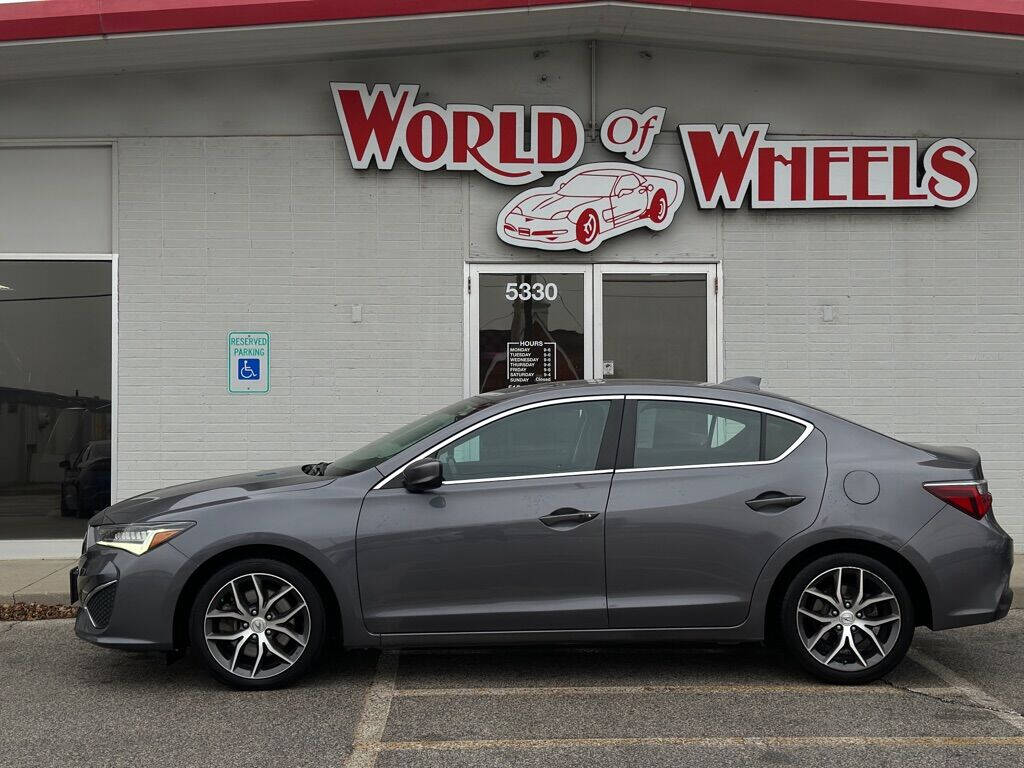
[395,683,898,697]
[908,649,1024,732]
[344,652,400,768]
[365,736,1024,753]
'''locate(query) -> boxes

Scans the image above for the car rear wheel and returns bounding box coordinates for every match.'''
[575,209,599,245]
[189,558,325,689]
[647,190,669,224]
[780,553,914,684]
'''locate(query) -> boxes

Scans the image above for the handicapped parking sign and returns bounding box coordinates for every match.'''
[228,332,270,393]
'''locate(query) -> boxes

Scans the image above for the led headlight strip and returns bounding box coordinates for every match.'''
[94,522,194,556]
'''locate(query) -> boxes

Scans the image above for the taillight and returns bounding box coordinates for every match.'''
[923,480,992,520]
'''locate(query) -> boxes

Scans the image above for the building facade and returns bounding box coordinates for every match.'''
[0,1,1022,555]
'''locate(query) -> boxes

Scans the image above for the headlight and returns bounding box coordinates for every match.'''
[94,522,194,556]
[551,211,569,220]
[511,206,524,215]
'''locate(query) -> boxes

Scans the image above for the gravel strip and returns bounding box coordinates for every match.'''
[0,603,78,621]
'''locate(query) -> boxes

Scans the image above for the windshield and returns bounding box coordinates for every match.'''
[325,394,500,477]
[559,173,617,196]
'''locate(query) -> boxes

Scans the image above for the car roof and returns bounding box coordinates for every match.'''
[479,379,792,404]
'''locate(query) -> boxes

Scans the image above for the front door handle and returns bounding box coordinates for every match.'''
[746,492,806,512]
[539,508,600,530]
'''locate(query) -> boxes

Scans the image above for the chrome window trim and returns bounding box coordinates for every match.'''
[618,395,814,474]
[443,469,613,486]
[373,395,624,490]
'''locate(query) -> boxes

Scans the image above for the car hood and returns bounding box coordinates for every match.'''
[515,193,601,217]
[93,466,335,525]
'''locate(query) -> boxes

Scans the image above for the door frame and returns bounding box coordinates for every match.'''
[464,262,722,396]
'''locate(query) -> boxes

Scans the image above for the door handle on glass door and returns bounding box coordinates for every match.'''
[745,493,806,512]
[538,508,600,529]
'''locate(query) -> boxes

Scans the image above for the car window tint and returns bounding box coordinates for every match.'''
[437,400,611,481]
[764,414,806,460]
[633,400,761,468]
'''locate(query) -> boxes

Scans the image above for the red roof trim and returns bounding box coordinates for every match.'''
[1,0,1022,44]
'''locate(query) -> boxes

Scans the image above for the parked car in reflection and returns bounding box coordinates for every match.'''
[71,380,1012,689]
[60,439,111,519]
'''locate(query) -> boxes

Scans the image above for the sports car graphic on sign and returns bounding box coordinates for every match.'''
[497,162,685,252]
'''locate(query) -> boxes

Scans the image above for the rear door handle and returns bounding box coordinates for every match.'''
[746,493,806,512]
[539,508,600,530]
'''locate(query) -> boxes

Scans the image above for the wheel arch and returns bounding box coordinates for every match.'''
[763,538,932,645]
[172,543,343,650]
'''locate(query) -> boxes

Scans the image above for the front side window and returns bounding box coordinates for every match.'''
[326,394,501,477]
[633,400,806,469]
[436,400,612,481]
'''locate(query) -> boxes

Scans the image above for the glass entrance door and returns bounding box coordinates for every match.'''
[469,266,593,393]
[468,264,718,394]
[594,264,717,384]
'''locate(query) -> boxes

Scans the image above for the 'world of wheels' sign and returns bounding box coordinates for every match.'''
[330,82,978,252]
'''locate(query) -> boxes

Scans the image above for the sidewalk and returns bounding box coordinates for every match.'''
[2,555,1023,607]
[0,558,77,605]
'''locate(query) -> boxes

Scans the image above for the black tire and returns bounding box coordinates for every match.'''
[189,558,326,690]
[780,553,914,684]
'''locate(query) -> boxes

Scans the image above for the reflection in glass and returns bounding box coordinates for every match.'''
[602,274,707,381]
[0,261,111,539]
[478,273,585,393]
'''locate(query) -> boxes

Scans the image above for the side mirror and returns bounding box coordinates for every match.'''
[644,184,654,192]
[403,459,443,493]
[59,460,70,469]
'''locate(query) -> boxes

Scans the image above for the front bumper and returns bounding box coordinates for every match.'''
[73,539,191,651]
[501,214,574,244]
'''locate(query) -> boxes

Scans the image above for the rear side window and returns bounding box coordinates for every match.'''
[764,414,806,460]
[437,400,612,481]
[632,400,807,469]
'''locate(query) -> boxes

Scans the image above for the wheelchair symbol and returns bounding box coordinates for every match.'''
[237,358,260,380]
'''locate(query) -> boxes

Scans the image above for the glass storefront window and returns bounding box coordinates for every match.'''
[0,260,112,539]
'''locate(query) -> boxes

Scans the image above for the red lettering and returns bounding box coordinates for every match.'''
[335,85,411,167]
[812,146,849,202]
[404,109,447,164]
[756,146,806,203]
[498,112,531,165]
[452,109,494,164]
[536,110,580,165]
[893,145,928,201]
[852,146,888,201]
[605,115,638,147]
[683,126,762,207]
[927,143,973,203]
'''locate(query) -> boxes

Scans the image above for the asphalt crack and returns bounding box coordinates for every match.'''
[881,676,1022,720]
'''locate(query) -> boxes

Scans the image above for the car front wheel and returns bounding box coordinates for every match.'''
[780,553,914,684]
[189,558,325,689]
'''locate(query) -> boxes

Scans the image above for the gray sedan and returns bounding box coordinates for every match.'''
[71,379,1014,688]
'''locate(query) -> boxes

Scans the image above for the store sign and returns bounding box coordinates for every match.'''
[228,331,270,394]
[331,83,978,251]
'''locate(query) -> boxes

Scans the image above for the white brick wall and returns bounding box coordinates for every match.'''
[116,135,1024,550]
[724,139,1024,548]
[116,137,466,498]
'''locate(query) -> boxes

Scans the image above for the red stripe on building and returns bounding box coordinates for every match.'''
[0,1,1022,43]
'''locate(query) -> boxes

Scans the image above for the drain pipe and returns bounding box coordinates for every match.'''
[588,39,598,141]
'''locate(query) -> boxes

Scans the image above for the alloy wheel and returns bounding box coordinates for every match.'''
[204,572,310,680]
[796,566,901,671]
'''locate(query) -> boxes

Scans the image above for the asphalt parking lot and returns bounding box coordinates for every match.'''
[2,613,1023,768]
